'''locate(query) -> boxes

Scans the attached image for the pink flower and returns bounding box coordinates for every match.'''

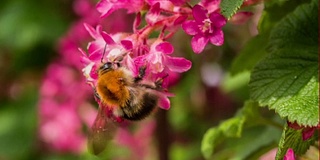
[284,148,295,160]
[96,0,145,18]
[38,63,94,153]
[182,5,226,53]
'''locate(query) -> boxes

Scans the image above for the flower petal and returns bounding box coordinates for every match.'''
[192,5,207,22]
[209,12,227,28]
[121,40,133,50]
[209,30,224,46]
[96,0,116,18]
[174,15,188,25]
[191,34,209,53]
[182,20,199,35]
[155,42,174,54]
[101,32,115,45]
[146,2,161,25]
[166,56,192,73]
[84,23,98,39]
[158,95,170,110]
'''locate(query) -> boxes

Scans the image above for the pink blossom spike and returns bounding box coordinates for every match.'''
[155,42,174,54]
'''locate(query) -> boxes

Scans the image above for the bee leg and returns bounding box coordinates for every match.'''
[154,73,168,90]
[93,87,101,100]
[134,65,147,83]
[138,74,168,91]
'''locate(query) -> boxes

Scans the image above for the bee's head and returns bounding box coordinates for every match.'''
[99,62,121,74]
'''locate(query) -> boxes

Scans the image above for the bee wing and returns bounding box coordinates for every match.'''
[87,106,117,155]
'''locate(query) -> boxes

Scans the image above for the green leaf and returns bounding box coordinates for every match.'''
[221,71,250,92]
[220,0,244,19]
[201,128,223,159]
[275,124,318,160]
[201,101,261,159]
[201,117,245,159]
[230,0,309,76]
[249,0,319,126]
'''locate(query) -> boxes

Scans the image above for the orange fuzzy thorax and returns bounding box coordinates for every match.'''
[96,68,132,107]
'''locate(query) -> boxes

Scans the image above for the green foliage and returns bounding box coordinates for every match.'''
[0,88,38,160]
[249,0,319,126]
[201,101,282,159]
[220,0,244,19]
[275,124,318,160]
[230,0,309,75]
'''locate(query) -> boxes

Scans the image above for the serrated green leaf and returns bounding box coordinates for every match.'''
[230,0,307,75]
[275,124,317,160]
[220,0,244,19]
[249,0,319,126]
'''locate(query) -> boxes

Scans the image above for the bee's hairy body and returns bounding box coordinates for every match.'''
[96,63,159,120]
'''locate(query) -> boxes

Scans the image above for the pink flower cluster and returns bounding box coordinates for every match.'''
[38,0,134,153]
[38,0,254,155]
[38,0,100,153]
[80,0,253,112]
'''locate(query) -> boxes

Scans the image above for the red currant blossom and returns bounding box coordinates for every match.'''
[182,5,226,53]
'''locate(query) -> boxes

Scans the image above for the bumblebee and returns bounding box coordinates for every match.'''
[95,60,163,121]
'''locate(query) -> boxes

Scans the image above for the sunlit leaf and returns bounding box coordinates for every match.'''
[249,0,319,126]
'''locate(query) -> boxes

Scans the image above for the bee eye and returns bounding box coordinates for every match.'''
[100,62,113,71]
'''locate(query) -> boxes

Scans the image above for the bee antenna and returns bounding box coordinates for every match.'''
[101,43,107,63]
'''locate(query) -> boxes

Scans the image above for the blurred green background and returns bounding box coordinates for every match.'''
[0,0,75,159]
